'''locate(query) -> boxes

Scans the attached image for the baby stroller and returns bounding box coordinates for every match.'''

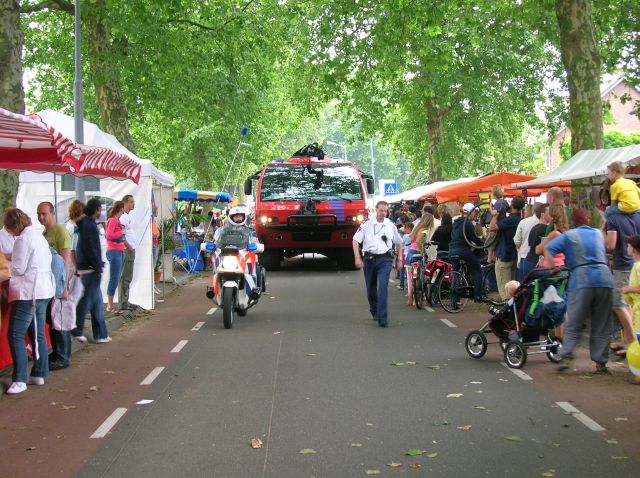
[464,268,569,369]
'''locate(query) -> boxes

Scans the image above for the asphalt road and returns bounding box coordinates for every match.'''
[2,255,638,477]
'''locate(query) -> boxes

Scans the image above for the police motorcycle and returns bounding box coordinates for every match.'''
[201,206,266,329]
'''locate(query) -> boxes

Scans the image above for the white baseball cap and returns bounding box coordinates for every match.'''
[463,202,476,214]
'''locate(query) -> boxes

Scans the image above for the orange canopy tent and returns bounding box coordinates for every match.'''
[420,172,536,203]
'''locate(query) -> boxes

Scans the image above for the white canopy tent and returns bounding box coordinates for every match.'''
[512,144,640,188]
[16,110,174,311]
[385,177,480,203]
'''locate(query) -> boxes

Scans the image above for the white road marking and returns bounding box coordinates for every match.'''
[207,307,217,315]
[425,306,435,313]
[440,318,457,328]
[140,366,165,385]
[90,408,128,438]
[556,401,606,432]
[192,321,205,331]
[501,362,533,381]
[171,340,188,353]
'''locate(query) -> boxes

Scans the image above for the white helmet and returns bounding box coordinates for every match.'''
[227,206,248,226]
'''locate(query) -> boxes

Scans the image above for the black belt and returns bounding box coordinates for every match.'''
[364,251,392,258]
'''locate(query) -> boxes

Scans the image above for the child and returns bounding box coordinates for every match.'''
[605,161,640,218]
[398,222,414,290]
[622,235,640,384]
[504,280,520,301]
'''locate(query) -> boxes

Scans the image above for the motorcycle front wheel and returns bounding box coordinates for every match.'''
[222,288,235,329]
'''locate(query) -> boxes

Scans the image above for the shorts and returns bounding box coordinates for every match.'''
[612,269,631,308]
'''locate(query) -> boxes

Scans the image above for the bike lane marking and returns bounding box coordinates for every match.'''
[90,408,128,439]
[440,318,457,328]
[556,401,606,432]
[140,367,166,385]
[501,362,533,381]
[171,340,189,353]
[207,307,217,315]
[192,321,205,331]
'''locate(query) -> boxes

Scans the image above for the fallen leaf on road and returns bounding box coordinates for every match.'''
[614,417,628,422]
[541,470,556,477]
[474,406,487,410]
[611,456,628,460]
[299,448,317,455]
[307,354,317,356]
[89,386,99,392]
[136,400,154,405]
[606,438,618,444]
[404,449,425,456]
[426,452,438,458]
[447,393,463,398]
[365,470,380,475]
[250,438,263,449]
[366,423,374,426]
[351,443,363,447]
[391,361,405,366]
[406,361,417,365]
[409,462,421,469]
[273,331,281,334]
[505,436,523,442]
[103,370,115,374]
[50,401,60,406]
[498,378,509,382]
[60,405,76,411]
[470,381,482,384]
[475,390,484,394]
[84,393,93,399]
[457,425,472,430]
[387,462,402,468]
[426,365,440,370]
[441,420,449,426]
[26,446,36,451]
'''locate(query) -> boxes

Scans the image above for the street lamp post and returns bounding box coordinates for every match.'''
[74,0,85,200]
[326,140,347,161]
[369,137,376,195]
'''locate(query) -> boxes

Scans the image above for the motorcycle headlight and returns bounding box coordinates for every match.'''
[221,255,240,269]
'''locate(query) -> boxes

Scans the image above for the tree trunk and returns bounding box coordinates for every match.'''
[85,2,136,153]
[0,0,24,220]
[555,0,603,156]
[424,96,446,182]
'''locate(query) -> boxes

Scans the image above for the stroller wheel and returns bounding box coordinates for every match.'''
[504,341,527,369]
[546,335,563,363]
[465,330,488,359]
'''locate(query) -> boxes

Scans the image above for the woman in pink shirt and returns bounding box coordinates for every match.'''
[105,201,126,313]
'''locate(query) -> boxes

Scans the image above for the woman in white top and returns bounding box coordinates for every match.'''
[4,208,55,394]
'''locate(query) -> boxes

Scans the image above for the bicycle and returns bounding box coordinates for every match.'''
[411,242,451,309]
[436,256,503,314]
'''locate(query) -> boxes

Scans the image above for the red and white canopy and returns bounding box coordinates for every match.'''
[0,107,141,183]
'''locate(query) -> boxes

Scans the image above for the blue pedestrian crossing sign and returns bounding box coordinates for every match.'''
[383,182,398,195]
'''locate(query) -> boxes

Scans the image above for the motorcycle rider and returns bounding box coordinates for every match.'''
[214,205,263,286]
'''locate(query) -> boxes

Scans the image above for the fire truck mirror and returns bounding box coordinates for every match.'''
[366,178,375,195]
[244,178,253,196]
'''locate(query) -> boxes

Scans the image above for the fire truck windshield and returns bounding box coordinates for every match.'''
[260,164,363,202]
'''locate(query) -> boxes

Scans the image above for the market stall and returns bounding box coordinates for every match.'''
[420,172,537,203]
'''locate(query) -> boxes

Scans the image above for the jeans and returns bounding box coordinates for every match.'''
[74,273,108,340]
[449,247,483,300]
[363,255,393,323]
[9,298,50,383]
[152,245,159,271]
[106,249,124,296]
[517,258,537,282]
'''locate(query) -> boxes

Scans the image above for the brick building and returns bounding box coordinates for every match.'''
[548,75,640,169]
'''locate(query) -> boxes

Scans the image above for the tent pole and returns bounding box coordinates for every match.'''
[159,184,165,302]
[53,166,58,219]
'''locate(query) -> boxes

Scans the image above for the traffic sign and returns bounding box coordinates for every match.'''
[383,182,398,195]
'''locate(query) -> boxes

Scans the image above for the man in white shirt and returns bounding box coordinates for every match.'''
[353,201,403,327]
[118,195,137,310]
[513,202,543,281]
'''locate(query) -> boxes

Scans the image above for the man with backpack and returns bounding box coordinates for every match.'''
[37,202,71,370]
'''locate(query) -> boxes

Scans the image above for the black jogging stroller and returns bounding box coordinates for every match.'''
[464,267,569,369]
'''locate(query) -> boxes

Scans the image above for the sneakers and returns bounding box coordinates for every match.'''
[556,356,574,372]
[27,376,45,386]
[594,362,610,375]
[49,362,69,371]
[95,337,112,344]
[6,382,27,394]
[74,335,87,343]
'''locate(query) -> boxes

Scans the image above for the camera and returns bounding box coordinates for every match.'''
[381,234,388,243]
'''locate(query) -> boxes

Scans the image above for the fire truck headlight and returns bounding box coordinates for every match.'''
[357,214,364,222]
[260,216,271,224]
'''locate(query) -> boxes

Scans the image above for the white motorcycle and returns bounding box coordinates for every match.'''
[201,241,266,329]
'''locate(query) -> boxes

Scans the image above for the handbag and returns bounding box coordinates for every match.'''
[51,274,84,331]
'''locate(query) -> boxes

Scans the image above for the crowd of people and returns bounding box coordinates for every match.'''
[358,161,640,383]
[1,196,144,395]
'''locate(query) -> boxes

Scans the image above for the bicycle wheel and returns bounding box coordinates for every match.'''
[482,264,505,306]
[414,269,425,309]
[438,270,469,314]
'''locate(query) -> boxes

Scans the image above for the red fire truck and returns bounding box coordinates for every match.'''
[244,144,374,270]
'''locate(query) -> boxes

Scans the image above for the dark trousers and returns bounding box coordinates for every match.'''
[363,255,393,323]
[118,249,135,307]
[47,300,71,366]
[449,247,483,299]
